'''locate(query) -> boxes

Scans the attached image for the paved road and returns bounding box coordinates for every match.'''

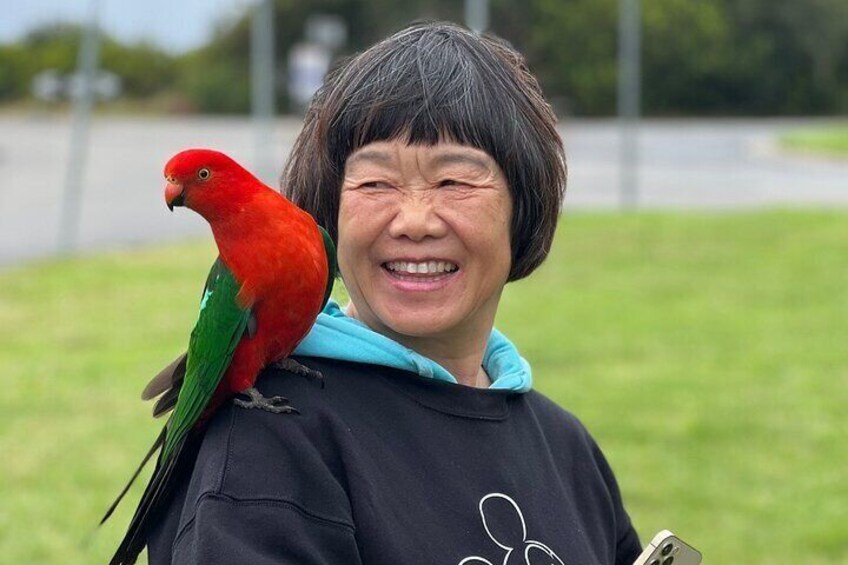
[566,118,847,208]
[0,115,845,267]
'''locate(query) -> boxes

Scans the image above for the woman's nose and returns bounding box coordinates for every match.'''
[387,194,448,241]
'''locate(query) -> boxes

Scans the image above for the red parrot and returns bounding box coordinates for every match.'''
[102,149,336,564]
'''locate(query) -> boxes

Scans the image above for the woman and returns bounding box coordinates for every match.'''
[149,22,642,565]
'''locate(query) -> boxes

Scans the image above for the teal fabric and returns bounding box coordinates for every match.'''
[293,300,532,392]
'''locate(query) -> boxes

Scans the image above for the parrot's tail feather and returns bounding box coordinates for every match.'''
[109,432,191,565]
[152,386,182,418]
[100,427,167,526]
[142,352,187,400]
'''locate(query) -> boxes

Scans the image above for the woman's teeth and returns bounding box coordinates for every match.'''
[384,261,458,274]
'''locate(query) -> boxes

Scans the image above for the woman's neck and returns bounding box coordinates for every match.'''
[345,303,493,388]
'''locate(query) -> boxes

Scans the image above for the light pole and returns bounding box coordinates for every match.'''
[59,0,100,252]
[465,0,489,34]
[617,0,641,210]
[251,0,276,185]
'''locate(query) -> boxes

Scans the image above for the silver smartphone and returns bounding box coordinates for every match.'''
[632,530,702,565]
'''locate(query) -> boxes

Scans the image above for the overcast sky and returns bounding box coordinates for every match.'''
[0,0,253,52]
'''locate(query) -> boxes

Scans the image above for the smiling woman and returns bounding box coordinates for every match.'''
[146,21,642,565]
[339,141,513,386]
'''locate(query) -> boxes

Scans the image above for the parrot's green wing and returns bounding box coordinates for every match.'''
[319,226,337,310]
[103,257,251,562]
[162,257,251,458]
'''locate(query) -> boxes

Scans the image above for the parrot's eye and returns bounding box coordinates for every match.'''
[197,167,211,181]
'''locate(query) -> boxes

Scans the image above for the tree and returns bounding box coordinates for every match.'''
[0,24,178,104]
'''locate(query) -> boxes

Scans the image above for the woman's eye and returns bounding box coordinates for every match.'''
[361,181,389,189]
[439,179,460,187]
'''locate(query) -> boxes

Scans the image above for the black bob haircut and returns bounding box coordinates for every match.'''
[283,21,566,282]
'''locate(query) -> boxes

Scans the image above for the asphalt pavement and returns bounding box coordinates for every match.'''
[0,115,845,267]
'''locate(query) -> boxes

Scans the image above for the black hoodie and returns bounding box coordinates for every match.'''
[148,357,642,565]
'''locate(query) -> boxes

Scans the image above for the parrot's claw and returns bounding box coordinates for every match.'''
[234,387,300,414]
[274,358,325,388]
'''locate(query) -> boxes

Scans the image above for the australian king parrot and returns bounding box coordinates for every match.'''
[101,148,336,564]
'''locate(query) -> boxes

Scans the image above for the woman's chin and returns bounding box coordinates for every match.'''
[377,307,461,340]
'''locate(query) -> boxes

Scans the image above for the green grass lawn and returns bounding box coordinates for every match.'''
[1,211,846,563]
[781,126,848,157]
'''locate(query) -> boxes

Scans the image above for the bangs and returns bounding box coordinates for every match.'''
[327,27,521,166]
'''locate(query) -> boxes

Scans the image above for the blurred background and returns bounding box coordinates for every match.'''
[0,1,846,563]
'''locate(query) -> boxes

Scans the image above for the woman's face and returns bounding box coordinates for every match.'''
[338,140,513,342]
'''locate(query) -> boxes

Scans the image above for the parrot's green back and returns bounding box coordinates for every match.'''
[163,258,250,458]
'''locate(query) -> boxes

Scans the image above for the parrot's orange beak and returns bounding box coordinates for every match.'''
[165,181,185,211]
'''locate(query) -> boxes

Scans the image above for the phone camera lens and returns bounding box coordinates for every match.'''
[662,557,674,565]
[661,542,674,556]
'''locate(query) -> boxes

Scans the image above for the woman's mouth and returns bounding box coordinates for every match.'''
[381,260,460,290]
[383,260,458,275]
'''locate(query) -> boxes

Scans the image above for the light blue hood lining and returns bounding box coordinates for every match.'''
[293,300,532,393]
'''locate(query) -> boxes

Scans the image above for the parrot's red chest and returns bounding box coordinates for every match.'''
[211,192,329,397]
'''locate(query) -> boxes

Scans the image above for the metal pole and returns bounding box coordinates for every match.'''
[617,0,641,210]
[59,0,100,253]
[465,0,489,34]
[251,0,276,184]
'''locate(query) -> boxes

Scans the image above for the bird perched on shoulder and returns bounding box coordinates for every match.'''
[101,148,336,565]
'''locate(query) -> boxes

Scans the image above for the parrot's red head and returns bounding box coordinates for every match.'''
[163,149,262,221]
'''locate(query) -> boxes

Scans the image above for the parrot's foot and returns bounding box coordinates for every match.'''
[234,387,299,414]
[274,358,325,388]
